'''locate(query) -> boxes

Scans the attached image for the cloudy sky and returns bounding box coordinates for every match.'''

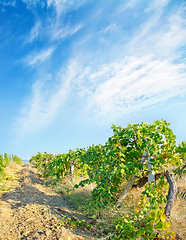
[0,0,186,160]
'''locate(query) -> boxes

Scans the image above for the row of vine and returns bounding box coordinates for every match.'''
[30,119,185,239]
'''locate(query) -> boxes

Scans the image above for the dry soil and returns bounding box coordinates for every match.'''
[0,163,96,240]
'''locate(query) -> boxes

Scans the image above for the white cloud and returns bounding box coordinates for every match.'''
[0,0,16,11]
[145,0,170,12]
[24,47,55,66]
[22,0,45,9]
[51,23,83,41]
[22,7,82,45]
[17,60,79,136]
[25,20,42,43]
[125,0,139,9]
[47,0,87,18]
[154,7,186,59]
[47,0,72,10]
[0,0,16,7]
[128,3,186,60]
[99,24,118,34]
[76,56,186,123]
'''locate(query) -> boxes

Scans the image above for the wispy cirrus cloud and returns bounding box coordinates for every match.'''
[47,0,73,14]
[22,0,87,15]
[25,20,42,43]
[47,0,87,17]
[145,0,170,12]
[23,19,82,49]
[22,0,46,9]
[127,2,186,59]
[17,60,78,135]
[0,0,16,12]
[99,24,118,34]
[84,57,186,122]
[24,47,55,66]
[23,1,83,44]
[51,23,83,41]
[0,0,16,7]
[154,6,186,59]
[125,0,139,9]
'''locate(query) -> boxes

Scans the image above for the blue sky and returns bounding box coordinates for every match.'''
[0,0,186,160]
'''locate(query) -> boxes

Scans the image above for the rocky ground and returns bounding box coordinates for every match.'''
[0,163,96,240]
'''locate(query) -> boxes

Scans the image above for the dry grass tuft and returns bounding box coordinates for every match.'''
[0,162,23,197]
[53,175,96,213]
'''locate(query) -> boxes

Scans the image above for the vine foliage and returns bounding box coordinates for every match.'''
[30,119,184,239]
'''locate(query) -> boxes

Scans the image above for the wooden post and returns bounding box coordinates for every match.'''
[116,175,138,207]
[116,151,148,207]
[116,151,155,207]
[70,158,74,182]
[148,152,155,183]
[165,170,177,220]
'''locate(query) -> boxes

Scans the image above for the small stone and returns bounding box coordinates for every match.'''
[23,230,30,236]
[46,229,52,236]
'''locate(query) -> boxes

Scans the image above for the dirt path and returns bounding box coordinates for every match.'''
[0,163,96,240]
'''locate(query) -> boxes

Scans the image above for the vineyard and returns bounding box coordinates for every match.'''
[29,119,186,239]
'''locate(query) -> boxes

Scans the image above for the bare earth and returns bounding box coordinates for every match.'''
[0,163,96,240]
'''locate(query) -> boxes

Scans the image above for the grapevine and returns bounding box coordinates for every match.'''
[29,119,184,239]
